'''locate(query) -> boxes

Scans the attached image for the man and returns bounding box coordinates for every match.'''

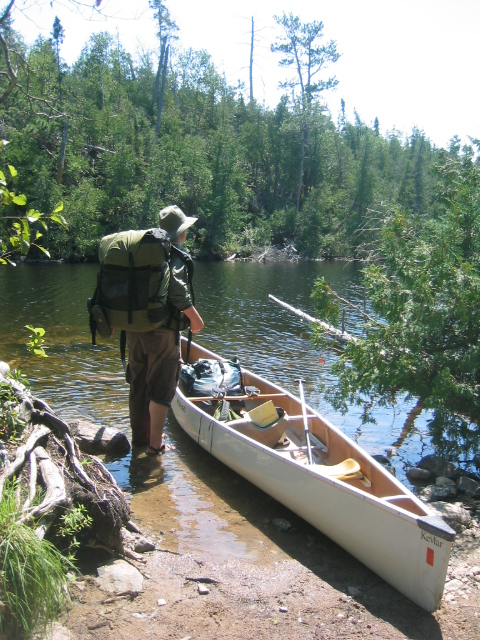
[126,205,204,454]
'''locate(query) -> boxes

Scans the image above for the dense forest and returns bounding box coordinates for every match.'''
[0,3,476,264]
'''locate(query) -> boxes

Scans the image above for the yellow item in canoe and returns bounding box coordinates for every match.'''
[247,400,280,428]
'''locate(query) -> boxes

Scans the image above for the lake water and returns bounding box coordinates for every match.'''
[0,260,435,560]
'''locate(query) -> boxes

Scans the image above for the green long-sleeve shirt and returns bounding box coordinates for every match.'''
[167,243,193,311]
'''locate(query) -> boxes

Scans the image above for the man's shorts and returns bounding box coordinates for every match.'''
[126,327,180,406]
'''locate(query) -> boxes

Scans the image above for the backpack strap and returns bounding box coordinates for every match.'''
[127,251,134,325]
[120,329,127,371]
[186,327,192,363]
[87,297,97,346]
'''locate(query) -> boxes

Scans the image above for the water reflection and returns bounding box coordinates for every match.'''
[0,261,438,560]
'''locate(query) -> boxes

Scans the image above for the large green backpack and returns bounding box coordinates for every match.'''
[88,228,171,342]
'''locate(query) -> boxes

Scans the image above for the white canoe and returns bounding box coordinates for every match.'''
[172,338,456,612]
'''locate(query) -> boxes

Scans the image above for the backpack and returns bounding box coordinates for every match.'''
[88,228,196,367]
[88,228,171,343]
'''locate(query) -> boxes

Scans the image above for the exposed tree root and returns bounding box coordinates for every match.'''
[0,366,132,557]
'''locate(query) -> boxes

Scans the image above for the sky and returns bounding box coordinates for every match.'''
[10,0,480,149]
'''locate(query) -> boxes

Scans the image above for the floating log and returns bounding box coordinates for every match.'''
[268,294,357,343]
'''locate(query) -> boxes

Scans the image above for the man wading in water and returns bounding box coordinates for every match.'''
[126,205,204,454]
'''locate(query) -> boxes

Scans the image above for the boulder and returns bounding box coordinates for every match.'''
[406,467,432,482]
[436,476,456,487]
[417,454,461,479]
[69,420,130,455]
[421,484,457,502]
[95,558,144,595]
[457,475,480,496]
[429,501,473,532]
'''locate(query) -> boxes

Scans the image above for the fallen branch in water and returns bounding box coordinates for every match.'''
[268,294,357,344]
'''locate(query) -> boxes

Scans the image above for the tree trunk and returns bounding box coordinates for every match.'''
[153,37,167,109]
[155,43,169,138]
[56,122,68,185]
[296,124,306,212]
[249,17,254,103]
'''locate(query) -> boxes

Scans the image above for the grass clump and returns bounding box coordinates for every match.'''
[0,480,73,639]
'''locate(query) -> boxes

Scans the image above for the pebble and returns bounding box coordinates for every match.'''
[198,585,210,595]
[272,518,291,532]
[135,539,156,553]
[157,598,167,606]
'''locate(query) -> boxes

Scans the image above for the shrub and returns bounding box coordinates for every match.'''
[0,480,73,639]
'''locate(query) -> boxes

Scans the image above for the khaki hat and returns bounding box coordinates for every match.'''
[158,205,197,240]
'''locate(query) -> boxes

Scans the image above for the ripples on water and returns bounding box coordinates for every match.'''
[0,261,433,560]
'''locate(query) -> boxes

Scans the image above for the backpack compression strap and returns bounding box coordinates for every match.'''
[120,329,127,371]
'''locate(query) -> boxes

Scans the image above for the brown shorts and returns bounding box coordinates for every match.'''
[126,327,180,406]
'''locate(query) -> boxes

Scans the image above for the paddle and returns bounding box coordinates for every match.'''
[296,379,313,464]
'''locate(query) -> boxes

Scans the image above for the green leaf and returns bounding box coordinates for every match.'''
[53,202,64,213]
[21,239,30,255]
[12,194,27,206]
[0,170,5,182]
[8,165,17,178]
[37,246,50,258]
[50,213,67,227]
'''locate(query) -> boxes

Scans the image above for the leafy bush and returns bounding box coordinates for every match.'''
[0,481,73,639]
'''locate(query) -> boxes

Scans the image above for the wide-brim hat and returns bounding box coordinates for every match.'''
[158,205,197,240]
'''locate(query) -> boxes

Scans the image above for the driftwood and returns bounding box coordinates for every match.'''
[0,364,131,556]
[269,294,357,344]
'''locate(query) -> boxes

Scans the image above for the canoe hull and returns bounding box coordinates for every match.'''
[172,340,455,612]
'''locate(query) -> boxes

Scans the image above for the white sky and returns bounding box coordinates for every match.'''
[10,0,480,149]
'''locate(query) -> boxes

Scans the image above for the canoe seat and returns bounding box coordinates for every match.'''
[315,458,362,481]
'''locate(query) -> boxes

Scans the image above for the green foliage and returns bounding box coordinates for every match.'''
[57,504,93,562]
[312,151,480,468]
[25,325,48,358]
[269,207,297,244]
[310,278,341,326]
[0,145,66,266]
[0,370,29,440]
[0,11,471,265]
[0,480,73,639]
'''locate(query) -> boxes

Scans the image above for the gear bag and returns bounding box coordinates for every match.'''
[88,228,171,344]
[180,358,244,397]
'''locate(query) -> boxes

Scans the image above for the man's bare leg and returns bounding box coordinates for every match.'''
[148,401,169,453]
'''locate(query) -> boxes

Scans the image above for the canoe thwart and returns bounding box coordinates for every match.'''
[187,392,288,403]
